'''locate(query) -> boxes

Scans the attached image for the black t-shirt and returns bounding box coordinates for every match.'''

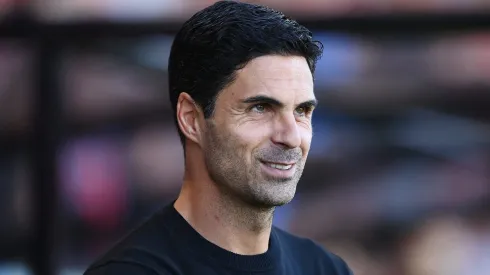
[84,202,353,275]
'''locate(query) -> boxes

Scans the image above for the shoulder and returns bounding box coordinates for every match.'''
[273,227,353,275]
[85,244,180,275]
[85,208,179,275]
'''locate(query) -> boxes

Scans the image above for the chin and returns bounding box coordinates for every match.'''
[247,190,297,209]
[268,197,294,207]
[253,198,293,209]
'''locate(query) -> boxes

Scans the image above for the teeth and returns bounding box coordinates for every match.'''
[266,163,292,170]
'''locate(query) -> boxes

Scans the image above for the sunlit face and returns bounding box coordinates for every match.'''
[202,55,316,208]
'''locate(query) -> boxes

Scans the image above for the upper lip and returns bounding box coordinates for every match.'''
[260,160,296,166]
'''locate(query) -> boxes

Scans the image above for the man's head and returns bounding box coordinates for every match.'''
[168,0,323,208]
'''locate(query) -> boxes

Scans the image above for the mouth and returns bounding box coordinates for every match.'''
[260,161,295,171]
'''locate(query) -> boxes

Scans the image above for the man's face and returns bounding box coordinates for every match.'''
[203,55,316,208]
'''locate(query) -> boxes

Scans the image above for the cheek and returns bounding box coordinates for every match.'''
[300,128,313,154]
[232,121,271,144]
[229,123,271,158]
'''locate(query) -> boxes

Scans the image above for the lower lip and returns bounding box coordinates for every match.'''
[260,162,296,179]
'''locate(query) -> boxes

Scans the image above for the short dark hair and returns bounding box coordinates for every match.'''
[168,0,323,147]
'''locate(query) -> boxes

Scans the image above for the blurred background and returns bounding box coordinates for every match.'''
[1,0,490,274]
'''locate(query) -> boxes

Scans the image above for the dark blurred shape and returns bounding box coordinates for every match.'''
[0,41,33,264]
[27,33,62,275]
[0,152,32,258]
[0,41,33,141]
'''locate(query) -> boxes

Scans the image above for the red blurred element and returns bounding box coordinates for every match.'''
[60,138,128,232]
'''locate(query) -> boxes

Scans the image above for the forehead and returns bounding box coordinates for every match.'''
[221,55,314,103]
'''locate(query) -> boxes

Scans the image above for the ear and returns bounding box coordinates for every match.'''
[176,92,204,146]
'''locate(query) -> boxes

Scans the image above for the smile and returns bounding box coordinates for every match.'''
[261,161,294,170]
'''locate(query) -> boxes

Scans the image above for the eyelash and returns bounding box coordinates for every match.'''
[250,104,269,113]
[250,104,313,117]
[296,106,312,117]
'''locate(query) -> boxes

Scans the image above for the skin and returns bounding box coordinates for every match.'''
[174,55,316,255]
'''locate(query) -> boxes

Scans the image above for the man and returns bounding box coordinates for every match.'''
[85,1,353,274]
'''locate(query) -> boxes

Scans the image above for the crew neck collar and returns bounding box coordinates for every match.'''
[159,202,282,272]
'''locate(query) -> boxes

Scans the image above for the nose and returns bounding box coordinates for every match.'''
[271,113,301,149]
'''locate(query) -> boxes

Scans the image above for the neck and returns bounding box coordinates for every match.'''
[174,145,274,255]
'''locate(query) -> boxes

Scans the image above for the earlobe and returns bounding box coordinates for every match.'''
[176,93,203,145]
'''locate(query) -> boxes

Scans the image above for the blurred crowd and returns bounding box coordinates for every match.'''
[2,0,490,21]
[30,0,490,21]
[1,1,490,274]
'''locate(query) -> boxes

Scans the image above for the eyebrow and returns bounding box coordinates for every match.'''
[241,95,318,109]
[297,99,318,109]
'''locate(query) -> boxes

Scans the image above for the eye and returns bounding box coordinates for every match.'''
[251,104,267,113]
[295,106,309,116]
